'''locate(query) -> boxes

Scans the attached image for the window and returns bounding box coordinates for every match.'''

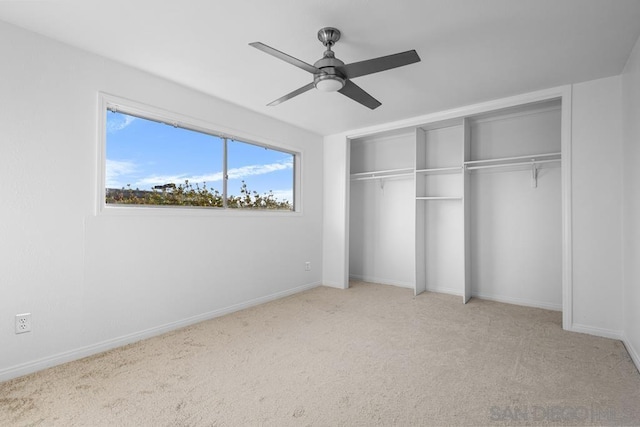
[102,100,296,212]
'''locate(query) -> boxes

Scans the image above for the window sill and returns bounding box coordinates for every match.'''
[97,204,302,217]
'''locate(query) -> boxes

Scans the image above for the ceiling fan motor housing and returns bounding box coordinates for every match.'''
[313,53,346,91]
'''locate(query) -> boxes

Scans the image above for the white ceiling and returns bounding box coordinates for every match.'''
[1,0,640,136]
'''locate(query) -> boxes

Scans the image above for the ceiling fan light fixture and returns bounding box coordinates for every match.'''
[314,74,345,92]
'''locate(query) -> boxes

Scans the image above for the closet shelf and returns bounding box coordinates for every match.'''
[415,166,463,175]
[350,167,414,181]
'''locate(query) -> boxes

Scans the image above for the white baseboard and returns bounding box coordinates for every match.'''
[569,323,624,340]
[322,280,348,289]
[622,335,640,373]
[0,281,322,383]
[425,286,463,297]
[349,274,414,289]
[472,292,562,311]
[570,326,640,373]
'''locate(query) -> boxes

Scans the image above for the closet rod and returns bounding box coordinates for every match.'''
[351,172,414,181]
[415,166,463,174]
[465,158,560,171]
[464,152,560,166]
[350,167,414,178]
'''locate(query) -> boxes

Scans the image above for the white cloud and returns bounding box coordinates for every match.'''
[133,158,293,189]
[107,114,137,133]
[105,159,138,188]
[227,159,292,180]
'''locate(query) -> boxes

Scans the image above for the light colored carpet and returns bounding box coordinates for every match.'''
[1,281,639,426]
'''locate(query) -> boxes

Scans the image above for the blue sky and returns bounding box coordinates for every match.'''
[106,111,294,203]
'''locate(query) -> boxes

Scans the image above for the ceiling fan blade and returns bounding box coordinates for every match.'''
[249,42,323,75]
[338,80,381,110]
[340,50,421,79]
[267,82,315,106]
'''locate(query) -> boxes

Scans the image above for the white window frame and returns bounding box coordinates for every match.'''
[97,93,301,216]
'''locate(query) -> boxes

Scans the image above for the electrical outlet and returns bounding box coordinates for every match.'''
[15,313,31,334]
[305,261,311,271]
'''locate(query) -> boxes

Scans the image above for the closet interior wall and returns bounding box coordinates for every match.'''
[468,103,562,309]
[349,131,415,288]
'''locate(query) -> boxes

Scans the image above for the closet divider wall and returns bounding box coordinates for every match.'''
[349,99,563,310]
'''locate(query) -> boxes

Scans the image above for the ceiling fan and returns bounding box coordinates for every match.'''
[249,27,421,110]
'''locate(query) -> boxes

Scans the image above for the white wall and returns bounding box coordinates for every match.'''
[621,34,640,368]
[0,21,323,380]
[570,76,624,337]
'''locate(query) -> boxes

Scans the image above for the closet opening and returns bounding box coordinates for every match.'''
[348,97,565,314]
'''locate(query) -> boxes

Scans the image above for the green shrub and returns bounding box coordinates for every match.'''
[106,180,292,210]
